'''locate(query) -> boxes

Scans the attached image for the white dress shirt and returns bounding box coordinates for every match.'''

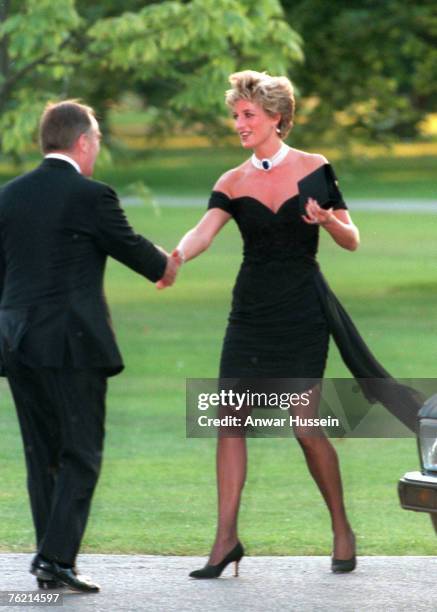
[45,153,81,174]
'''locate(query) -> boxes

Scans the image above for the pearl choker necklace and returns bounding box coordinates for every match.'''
[251,142,290,171]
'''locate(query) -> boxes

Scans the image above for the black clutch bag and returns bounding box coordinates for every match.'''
[298,163,343,215]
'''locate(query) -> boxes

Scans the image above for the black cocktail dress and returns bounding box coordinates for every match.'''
[209,190,339,380]
[208,176,421,431]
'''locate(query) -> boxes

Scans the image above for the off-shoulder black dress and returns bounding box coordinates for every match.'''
[208,173,421,431]
[208,189,346,380]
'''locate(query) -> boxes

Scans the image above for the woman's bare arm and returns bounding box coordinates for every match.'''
[303,199,360,251]
[177,208,231,262]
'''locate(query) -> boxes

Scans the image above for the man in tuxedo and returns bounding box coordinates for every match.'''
[0,100,180,592]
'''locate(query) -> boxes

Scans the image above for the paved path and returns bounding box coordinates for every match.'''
[1,554,436,611]
[122,196,437,212]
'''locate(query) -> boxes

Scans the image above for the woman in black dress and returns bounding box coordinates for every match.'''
[160,70,417,578]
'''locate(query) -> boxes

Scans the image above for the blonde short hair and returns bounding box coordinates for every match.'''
[225,70,295,139]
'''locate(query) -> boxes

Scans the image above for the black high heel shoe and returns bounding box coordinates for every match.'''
[189,542,244,579]
[331,555,356,573]
[331,532,357,573]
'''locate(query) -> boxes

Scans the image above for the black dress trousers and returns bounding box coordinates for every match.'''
[6,357,107,566]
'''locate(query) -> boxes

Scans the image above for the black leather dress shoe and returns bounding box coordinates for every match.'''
[37,578,63,590]
[31,555,100,592]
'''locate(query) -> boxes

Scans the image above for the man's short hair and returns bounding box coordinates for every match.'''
[39,100,96,154]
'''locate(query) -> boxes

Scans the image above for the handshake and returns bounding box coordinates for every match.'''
[156,248,184,290]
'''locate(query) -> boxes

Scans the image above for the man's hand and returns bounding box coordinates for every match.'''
[156,249,183,289]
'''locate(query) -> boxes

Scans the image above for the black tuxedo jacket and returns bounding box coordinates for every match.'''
[0,158,167,376]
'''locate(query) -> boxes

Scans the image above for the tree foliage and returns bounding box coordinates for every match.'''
[0,0,302,154]
[282,0,437,144]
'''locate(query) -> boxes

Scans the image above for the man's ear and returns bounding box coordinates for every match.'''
[76,133,89,153]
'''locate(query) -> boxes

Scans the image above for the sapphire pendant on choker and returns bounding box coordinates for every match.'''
[251,143,290,172]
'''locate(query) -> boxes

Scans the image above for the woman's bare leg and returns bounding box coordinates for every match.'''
[208,435,247,564]
[291,386,355,560]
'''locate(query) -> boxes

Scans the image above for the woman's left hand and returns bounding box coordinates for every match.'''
[302,197,334,226]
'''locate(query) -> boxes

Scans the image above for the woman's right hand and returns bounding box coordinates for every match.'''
[156,249,183,290]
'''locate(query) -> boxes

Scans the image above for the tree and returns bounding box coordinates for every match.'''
[0,0,302,155]
[281,0,437,145]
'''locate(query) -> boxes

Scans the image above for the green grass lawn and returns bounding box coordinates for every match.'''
[1,205,436,556]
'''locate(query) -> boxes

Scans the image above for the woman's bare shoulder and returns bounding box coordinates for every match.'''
[213,160,251,197]
[288,147,328,170]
